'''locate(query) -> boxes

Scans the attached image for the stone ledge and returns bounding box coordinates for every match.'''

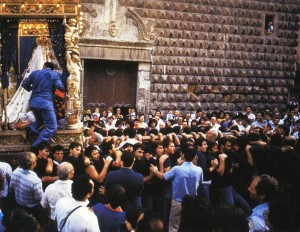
[0,129,84,153]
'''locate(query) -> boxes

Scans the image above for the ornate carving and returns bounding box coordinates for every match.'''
[0,1,78,16]
[126,8,157,43]
[64,18,83,130]
[0,129,83,152]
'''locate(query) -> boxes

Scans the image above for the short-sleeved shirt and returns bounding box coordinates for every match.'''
[164,162,203,202]
[0,162,12,198]
[10,168,43,208]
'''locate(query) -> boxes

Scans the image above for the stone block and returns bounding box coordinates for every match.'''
[211,102,220,110]
[204,85,213,93]
[236,86,245,94]
[190,93,199,102]
[215,94,223,102]
[238,95,246,103]
[179,84,188,93]
[277,96,284,103]
[198,94,207,103]
[194,85,205,94]
[268,95,276,103]
[223,94,231,103]
[158,93,167,102]
[175,94,186,102]
[246,95,254,102]
[150,93,157,102]
[151,74,160,83]
[228,86,236,94]
[160,75,168,83]
[254,95,262,103]
[220,85,229,94]
[281,88,288,95]
[244,86,252,94]
[162,84,171,93]
[167,93,175,102]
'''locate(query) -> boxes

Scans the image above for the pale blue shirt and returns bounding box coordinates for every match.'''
[248,202,269,232]
[10,168,43,208]
[164,162,203,202]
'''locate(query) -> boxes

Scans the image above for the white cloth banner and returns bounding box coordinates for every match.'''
[3,45,46,127]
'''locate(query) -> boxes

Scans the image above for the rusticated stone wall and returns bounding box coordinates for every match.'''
[81,0,300,114]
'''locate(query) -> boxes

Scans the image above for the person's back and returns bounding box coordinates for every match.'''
[55,175,99,232]
[22,64,64,111]
[10,152,43,208]
[0,162,12,199]
[21,62,65,148]
[93,185,126,232]
[105,151,144,211]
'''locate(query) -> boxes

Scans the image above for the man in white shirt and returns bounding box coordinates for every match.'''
[210,116,220,130]
[105,116,116,130]
[55,175,100,232]
[245,106,256,123]
[41,162,74,230]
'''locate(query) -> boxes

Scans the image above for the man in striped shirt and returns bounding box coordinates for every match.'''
[10,152,44,224]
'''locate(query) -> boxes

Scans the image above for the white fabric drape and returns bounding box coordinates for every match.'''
[4,45,47,127]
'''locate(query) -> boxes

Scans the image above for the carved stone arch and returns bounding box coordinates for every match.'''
[125,8,157,43]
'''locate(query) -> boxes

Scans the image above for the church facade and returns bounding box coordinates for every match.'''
[79,0,300,115]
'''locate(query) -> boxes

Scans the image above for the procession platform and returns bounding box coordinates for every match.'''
[0,128,84,153]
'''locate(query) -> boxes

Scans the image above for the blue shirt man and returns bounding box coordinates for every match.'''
[151,144,203,232]
[22,62,65,148]
[248,175,278,232]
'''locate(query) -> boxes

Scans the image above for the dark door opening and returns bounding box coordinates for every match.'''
[83,60,138,113]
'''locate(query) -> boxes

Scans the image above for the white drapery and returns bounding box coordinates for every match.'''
[3,45,47,127]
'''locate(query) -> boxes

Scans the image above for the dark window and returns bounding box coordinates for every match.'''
[265,15,275,34]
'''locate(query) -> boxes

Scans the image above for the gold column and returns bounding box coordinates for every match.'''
[64,16,83,130]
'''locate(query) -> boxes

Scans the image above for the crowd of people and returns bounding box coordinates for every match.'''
[1,104,300,231]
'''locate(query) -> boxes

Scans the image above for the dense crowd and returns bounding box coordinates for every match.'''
[1,104,300,232]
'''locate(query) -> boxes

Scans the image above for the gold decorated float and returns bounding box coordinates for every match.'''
[0,0,83,152]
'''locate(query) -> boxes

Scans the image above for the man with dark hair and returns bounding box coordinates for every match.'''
[93,184,126,232]
[251,111,267,129]
[194,138,218,205]
[105,151,144,211]
[55,175,99,232]
[150,144,203,232]
[51,144,65,176]
[64,142,86,178]
[21,61,65,149]
[34,142,57,190]
[133,143,157,210]
[248,174,279,232]
[10,152,44,224]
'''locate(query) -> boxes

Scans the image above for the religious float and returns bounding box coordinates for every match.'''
[0,0,84,153]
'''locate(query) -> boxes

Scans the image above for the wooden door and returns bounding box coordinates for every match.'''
[83,60,138,110]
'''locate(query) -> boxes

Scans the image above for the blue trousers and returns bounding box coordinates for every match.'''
[29,107,57,148]
[219,185,251,216]
[198,183,211,205]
